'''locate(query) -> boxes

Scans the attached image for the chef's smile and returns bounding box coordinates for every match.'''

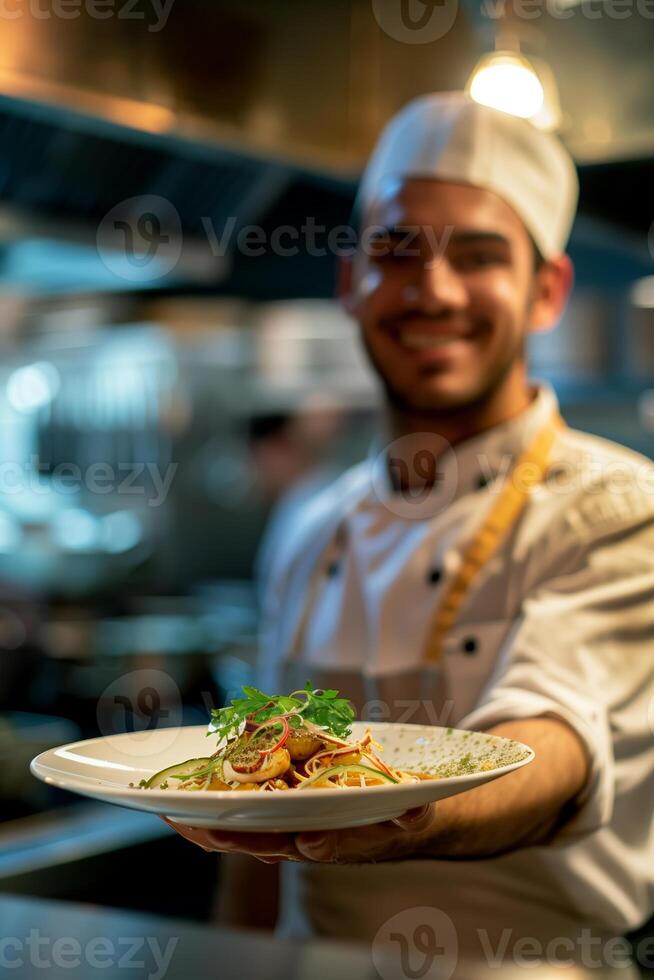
[385,317,485,374]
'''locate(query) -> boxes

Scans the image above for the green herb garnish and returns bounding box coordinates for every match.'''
[209,681,355,747]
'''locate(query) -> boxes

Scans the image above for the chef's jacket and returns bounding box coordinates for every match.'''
[256,383,654,959]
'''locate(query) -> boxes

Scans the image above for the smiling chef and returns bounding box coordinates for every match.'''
[168,92,654,964]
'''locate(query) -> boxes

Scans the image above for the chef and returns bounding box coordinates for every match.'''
[168,93,654,969]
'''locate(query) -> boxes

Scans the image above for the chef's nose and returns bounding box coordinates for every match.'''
[404,256,468,312]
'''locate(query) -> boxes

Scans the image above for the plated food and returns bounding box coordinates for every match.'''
[30,686,535,831]
[140,683,435,793]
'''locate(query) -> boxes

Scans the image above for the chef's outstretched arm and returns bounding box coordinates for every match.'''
[413,715,590,858]
[162,714,589,864]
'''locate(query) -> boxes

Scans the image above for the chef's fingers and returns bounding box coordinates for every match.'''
[202,830,301,860]
[161,817,221,851]
[295,806,437,863]
[295,824,400,863]
[293,830,340,862]
[390,803,435,831]
[162,817,303,861]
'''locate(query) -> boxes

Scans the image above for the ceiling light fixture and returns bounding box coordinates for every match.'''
[467,40,562,132]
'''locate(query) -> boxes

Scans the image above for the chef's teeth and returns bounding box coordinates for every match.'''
[398,334,461,350]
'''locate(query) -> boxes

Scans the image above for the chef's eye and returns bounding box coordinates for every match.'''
[370,245,417,266]
[367,233,424,267]
[451,249,507,271]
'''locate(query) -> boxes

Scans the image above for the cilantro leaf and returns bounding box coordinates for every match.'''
[208,682,355,746]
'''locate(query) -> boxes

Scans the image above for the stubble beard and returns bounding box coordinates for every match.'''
[361,314,530,423]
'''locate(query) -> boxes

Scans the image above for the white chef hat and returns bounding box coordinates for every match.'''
[357,91,579,258]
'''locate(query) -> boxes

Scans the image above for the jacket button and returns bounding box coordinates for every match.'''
[462,636,478,655]
[476,474,491,490]
[427,567,442,585]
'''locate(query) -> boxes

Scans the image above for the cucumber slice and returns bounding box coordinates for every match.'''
[298,763,398,789]
[144,757,213,789]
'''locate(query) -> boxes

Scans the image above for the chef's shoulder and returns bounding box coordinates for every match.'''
[544,426,654,545]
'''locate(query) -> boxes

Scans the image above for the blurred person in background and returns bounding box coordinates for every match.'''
[249,397,344,594]
[167,93,654,971]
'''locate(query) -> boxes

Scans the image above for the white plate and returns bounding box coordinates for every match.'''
[31,723,534,832]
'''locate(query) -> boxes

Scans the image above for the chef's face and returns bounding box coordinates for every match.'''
[340,178,571,413]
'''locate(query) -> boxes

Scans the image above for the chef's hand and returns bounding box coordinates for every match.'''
[161,804,436,864]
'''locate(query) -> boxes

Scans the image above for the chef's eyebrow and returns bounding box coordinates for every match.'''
[447,231,512,248]
[367,227,512,248]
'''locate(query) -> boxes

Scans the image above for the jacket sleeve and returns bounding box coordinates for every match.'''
[460,499,654,846]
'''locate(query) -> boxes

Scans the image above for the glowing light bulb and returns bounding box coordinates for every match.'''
[468,52,545,121]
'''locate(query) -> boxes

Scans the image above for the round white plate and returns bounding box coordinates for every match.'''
[31,722,534,832]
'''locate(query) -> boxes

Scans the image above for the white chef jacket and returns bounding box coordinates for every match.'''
[256,383,654,960]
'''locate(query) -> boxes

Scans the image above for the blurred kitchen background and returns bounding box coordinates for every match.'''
[0,0,652,936]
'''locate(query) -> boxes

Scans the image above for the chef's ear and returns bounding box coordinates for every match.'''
[528,254,575,334]
[337,254,361,317]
